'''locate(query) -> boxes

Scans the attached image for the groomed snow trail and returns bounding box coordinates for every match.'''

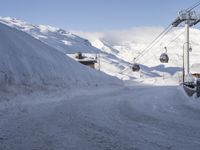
[0,84,200,150]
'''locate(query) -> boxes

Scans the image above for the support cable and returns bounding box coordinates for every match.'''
[186,1,200,12]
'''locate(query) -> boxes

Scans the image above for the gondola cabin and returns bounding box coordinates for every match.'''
[160,53,169,63]
[132,63,140,72]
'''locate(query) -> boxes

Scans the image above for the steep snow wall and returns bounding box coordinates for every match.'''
[0,23,120,88]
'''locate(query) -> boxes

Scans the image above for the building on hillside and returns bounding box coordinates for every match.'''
[67,52,97,69]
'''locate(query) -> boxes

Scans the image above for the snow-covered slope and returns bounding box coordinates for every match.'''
[82,27,200,68]
[2,17,199,85]
[0,17,99,54]
[0,17,140,80]
[0,22,120,89]
[0,18,156,81]
[77,27,200,84]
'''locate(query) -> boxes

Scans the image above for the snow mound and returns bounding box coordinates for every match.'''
[0,22,120,88]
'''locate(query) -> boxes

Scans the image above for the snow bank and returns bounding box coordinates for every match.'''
[0,23,121,89]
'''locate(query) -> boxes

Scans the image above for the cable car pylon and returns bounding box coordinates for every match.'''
[172,10,200,82]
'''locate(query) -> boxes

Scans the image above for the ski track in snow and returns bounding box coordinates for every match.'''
[0,84,200,150]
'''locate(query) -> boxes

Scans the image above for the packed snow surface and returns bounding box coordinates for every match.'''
[0,84,200,150]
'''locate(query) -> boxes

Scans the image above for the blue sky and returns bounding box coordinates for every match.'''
[0,0,199,31]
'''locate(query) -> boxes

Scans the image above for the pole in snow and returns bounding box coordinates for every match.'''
[99,53,100,71]
[185,12,190,77]
[172,10,200,82]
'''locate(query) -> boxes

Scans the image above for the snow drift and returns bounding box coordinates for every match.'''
[0,22,120,88]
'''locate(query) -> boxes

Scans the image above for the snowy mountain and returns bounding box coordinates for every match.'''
[2,17,200,85]
[81,27,200,68]
[0,17,139,81]
[0,17,99,54]
[0,22,120,89]
[77,27,200,84]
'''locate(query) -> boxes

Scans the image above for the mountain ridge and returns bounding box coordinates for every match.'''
[0,17,99,54]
